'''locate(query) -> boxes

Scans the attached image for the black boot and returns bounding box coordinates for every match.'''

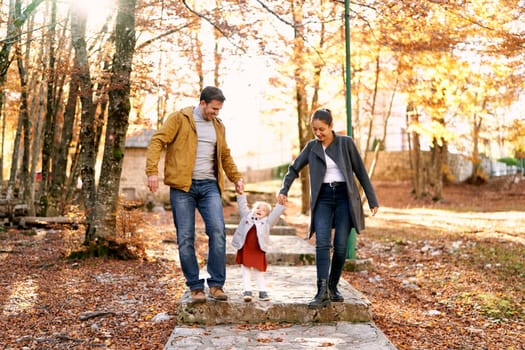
[308,279,330,309]
[328,276,344,302]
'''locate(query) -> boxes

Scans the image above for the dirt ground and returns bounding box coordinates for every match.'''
[0,176,524,349]
[345,178,525,350]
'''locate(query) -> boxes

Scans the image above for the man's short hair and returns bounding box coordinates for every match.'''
[200,86,226,103]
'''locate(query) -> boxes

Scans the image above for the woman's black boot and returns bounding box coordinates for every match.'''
[308,279,330,309]
[328,276,344,302]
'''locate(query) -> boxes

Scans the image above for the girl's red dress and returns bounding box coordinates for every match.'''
[235,225,267,272]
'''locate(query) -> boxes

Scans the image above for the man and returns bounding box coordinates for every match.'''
[145,86,244,302]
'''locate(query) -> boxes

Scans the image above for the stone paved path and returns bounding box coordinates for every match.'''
[164,322,396,349]
[164,265,396,349]
[162,204,398,349]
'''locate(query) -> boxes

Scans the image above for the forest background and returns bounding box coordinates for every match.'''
[0,0,524,257]
[0,1,524,349]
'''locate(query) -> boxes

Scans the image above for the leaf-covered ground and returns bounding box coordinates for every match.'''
[349,178,525,350]
[0,176,524,349]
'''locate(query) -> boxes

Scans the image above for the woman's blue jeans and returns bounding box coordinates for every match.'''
[170,180,226,291]
[312,183,352,280]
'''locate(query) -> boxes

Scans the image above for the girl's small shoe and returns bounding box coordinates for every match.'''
[259,291,270,301]
[243,291,252,302]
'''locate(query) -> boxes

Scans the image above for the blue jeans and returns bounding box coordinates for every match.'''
[312,183,352,280]
[170,180,226,291]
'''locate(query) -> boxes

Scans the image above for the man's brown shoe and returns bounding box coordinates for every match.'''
[209,286,228,301]
[191,289,206,303]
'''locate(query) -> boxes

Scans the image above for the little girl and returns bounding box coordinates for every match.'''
[232,194,286,301]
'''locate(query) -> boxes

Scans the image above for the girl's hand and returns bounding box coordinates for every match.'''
[235,179,244,194]
[277,194,287,205]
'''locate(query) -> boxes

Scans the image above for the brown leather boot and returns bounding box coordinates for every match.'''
[209,286,228,301]
[191,289,206,303]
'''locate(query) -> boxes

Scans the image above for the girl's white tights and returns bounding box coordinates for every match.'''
[241,264,266,291]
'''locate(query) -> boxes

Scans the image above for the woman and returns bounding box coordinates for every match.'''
[278,108,379,309]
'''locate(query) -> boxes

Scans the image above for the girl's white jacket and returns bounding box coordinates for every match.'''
[231,194,286,252]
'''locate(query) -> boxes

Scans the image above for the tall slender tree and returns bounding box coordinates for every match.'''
[0,0,44,197]
[70,1,98,242]
[93,0,137,242]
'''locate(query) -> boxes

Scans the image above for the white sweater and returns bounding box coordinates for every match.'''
[231,194,286,252]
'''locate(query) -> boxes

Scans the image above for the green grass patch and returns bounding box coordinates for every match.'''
[21,230,37,236]
[457,292,521,320]
[478,293,518,320]
[451,241,524,321]
[465,242,525,280]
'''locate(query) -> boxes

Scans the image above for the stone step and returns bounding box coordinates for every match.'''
[225,235,315,266]
[225,223,297,236]
[175,265,372,326]
[164,321,398,349]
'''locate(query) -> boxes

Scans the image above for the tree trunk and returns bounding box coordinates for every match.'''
[40,0,58,213]
[0,91,5,191]
[361,75,399,203]
[291,1,313,214]
[468,112,483,184]
[7,52,23,200]
[53,59,80,214]
[70,2,98,243]
[93,0,137,240]
[94,69,110,154]
[7,0,25,200]
[15,18,32,206]
[429,110,447,201]
[0,0,45,115]
[29,71,46,216]
[4,0,43,201]
[408,102,425,199]
[364,52,381,160]
[23,13,39,216]
[64,142,81,209]
[213,1,222,88]
[47,14,71,216]
[430,137,445,201]
[48,18,74,215]
[0,0,44,197]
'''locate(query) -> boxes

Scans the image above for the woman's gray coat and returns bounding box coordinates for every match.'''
[279,133,379,238]
[231,194,286,252]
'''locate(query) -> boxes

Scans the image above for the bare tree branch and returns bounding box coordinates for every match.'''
[253,0,295,27]
[181,0,246,53]
[135,23,192,51]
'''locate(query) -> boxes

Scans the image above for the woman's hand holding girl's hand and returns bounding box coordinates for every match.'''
[277,194,287,205]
